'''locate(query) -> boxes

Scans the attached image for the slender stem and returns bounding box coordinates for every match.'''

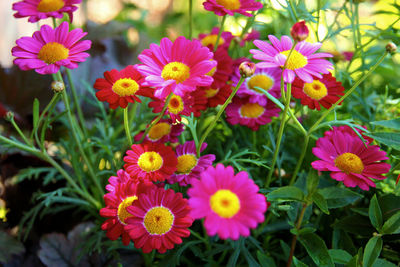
[9,117,31,146]
[388,161,400,177]
[0,135,39,155]
[287,204,308,267]
[214,15,226,53]
[289,135,309,185]
[123,107,133,145]
[288,0,298,22]
[188,0,193,39]
[30,93,60,140]
[197,77,245,156]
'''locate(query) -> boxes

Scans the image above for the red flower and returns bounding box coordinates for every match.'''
[291,20,309,42]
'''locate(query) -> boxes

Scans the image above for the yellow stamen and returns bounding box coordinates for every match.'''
[247,74,274,93]
[148,122,171,141]
[161,62,190,84]
[168,94,184,114]
[302,80,328,100]
[335,152,364,174]
[201,34,225,47]
[37,0,65,13]
[240,103,265,118]
[137,151,163,172]
[112,78,139,97]
[38,42,69,64]
[216,0,241,10]
[117,196,138,224]
[176,154,198,174]
[143,206,174,235]
[205,88,220,98]
[210,189,240,218]
[279,50,308,70]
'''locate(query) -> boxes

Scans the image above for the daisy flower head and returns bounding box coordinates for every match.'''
[324,125,374,145]
[125,188,193,253]
[250,35,333,83]
[13,0,81,23]
[149,93,193,122]
[239,29,260,47]
[226,96,280,131]
[232,67,281,106]
[167,141,216,186]
[208,48,234,89]
[291,72,344,110]
[189,90,208,117]
[198,27,234,51]
[134,119,184,144]
[137,36,216,99]
[203,0,263,17]
[201,83,232,108]
[100,170,155,245]
[188,164,267,240]
[311,128,391,191]
[94,65,148,109]
[123,142,177,183]
[12,22,91,75]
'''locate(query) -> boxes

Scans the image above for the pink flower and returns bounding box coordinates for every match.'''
[13,0,81,23]
[208,48,234,89]
[203,0,263,17]
[291,21,309,42]
[240,30,260,47]
[312,128,391,190]
[167,141,216,186]
[198,27,233,51]
[324,125,373,145]
[148,93,193,122]
[137,36,216,99]
[12,22,91,75]
[188,164,267,240]
[250,35,333,83]
[134,118,184,144]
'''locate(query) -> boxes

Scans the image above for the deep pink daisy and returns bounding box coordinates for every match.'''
[226,96,280,131]
[12,22,91,75]
[148,93,193,122]
[231,67,281,106]
[188,164,267,240]
[239,30,260,47]
[311,128,391,191]
[125,188,193,253]
[208,48,233,89]
[324,125,373,145]
[137,36,216,98]
[13,0,81,23]
[198,27,234,51]
[203,0,263,17]
[167,141,216,186]
[250,35,333,83]
[134,118,184,144]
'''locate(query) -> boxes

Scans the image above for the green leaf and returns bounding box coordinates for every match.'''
[257,251,276,267]
[362,236,382,267]
[227,238,242,267]
[381,210,400,234]
[319,187,362,209]
[33,98,40,127]
[334,215,374,237]
[306,170,319,196]
[369,195,383,230]
[267,186,305,202]
[329,249,352,264]
[293,256,309,267]
[298,233,334,267]
[346,248,363,267]
[364,132,400,150]
[312,192,330,214]
[372,259,397,267]
[0,231,25,264]
[371,118,400,130]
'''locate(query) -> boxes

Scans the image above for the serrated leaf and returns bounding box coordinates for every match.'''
[33,98,40,127]
[267,186,305,202]
[381,210,400,234]
[319,187,362,209]
[298,232,334,267]
[364,132,400,150]
[329,249,352,264]
[312,192,329,214]
[368,195,383,230]
[363,236,382,267]
[371,118,400,130]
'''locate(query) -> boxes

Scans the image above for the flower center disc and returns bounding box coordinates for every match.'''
[205,88,220,98]
[148,122,171,141]
[247,74,274,93]
[176,154,198,174]
[38,42,69,64]
[303,80,328,100]
[210,189,240,218]
[335,152,364,174]
[168,94,184,114]
[279,50,308,70]
[37,0,65,12]
[216,0,241,10]
[137,151,163,172]
[201,34,224,47]
[112,78,139,97]
[206,60,217,76]
[161,62,190,84]
[143,206,174,235]
[240,103,265,118]
[117,196,138,225]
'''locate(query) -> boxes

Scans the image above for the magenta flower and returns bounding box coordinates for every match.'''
[12,22,91,75]
[167,141,216,186]
[203,0,263,17]
[312,128,391,191]
[137,36,216,99]
[134,118,184,144]
[188,164,267,240]
[13,0,81,23]
[290,21,309,42]
[250,35,333,83]
[240,29,260,47]
[198,27,233,51]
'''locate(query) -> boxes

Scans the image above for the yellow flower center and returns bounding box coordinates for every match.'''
[247,74,274,93]
[161,62,190,84]
[279,50,308,70]
[168,94,184,114]
[112,78,139,97]
[205,88,220,98]
[137,151,163,172]
[148,122,171,141]
[334,152,364,174]
[117,196,138,225]
[176,154,198,174]
[143,206,174,235]
[216,0,241,10]
[201,34,225,47]
[38,42,69,64]
[206,60,217,76]
[37,0,65,12]
[210,189,240,218]
[240,103,265,118]
[302,80,328,100]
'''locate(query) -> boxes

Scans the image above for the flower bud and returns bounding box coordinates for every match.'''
[51,81,65,93]
[239,62,256,78]
[5,111,14,121]
[291,21,309,42]
[386,42,397,54]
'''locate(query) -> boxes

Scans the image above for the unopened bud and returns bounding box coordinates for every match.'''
[5,111,14,121]
[51,81,65,93]
[291,21,309,42]
[386,42,397,54]
[239,62,256,78]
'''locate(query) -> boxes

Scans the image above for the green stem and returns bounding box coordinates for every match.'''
[9,117,31,146]
[214,15,226,53]
[197,76,245,156]
[31,93,60,140]
[286,204,308,267]
[387,161,400,177]
[289,135,309,185]
[288,0,298,22]
[188,0,193,39]
[123,107,133,146]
